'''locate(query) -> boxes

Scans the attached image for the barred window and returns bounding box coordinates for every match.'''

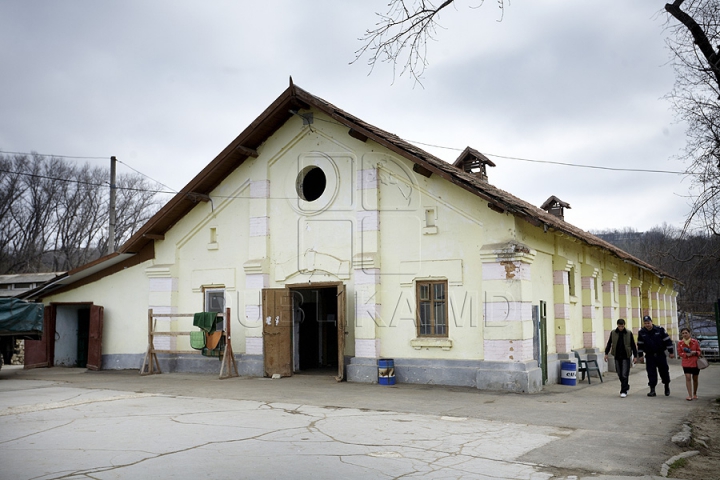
[416,280,448,337]
[204,288,225,330]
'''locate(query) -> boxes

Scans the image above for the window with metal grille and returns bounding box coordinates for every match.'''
[204,288,225,330]
[205,289,225,313]
[416,280,448,337]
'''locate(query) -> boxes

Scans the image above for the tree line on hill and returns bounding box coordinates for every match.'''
[594,225,720,315]
[0,153,163,274]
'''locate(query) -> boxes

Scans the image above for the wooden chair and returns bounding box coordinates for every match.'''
[573,350,603,384]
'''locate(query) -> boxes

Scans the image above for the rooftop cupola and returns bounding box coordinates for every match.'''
[453,146,495,182]
[540,195,571,220]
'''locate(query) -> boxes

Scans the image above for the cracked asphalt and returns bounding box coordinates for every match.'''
[1,362,718,480]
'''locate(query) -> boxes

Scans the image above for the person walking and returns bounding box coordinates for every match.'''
[604,319,638,398]
[677,327,702,401]
[637,315,675,397]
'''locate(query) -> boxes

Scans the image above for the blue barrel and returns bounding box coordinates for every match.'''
[378,358,396,385]
[560,361,577,386]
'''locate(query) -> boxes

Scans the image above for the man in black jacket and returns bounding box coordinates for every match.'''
[637,315,675,397]
[604,318,638,398]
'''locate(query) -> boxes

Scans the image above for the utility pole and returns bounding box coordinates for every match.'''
[108,156,117,254]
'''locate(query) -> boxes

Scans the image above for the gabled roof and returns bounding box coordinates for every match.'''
[29,82,675,298]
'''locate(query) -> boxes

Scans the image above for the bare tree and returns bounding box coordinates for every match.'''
[357,2,720,234]
[0,153,162,274]
[0,155,25,272]
[50,164,110,270]
[664,1,720,234]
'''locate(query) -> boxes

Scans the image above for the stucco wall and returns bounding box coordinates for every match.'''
[38,106,678,391]
[44,261,152,356]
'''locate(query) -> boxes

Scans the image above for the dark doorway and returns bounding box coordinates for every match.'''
[25,304,103,369]
[77,308,90,368]
[292,287,338,373]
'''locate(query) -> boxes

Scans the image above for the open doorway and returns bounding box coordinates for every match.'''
[291,287,338,374]
[262,284,345,380]
[25,303,103,370]
[55,305,91,367]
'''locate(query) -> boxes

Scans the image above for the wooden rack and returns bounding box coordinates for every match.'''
[140,307,239,379]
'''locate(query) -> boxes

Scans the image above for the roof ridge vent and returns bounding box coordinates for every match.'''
[452,146,495,182]
[540,195,571,220]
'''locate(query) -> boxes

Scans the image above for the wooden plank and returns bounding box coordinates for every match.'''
[336,284,346,382]
[86,305,104,371]
[235,145,259,157]
[413,163,433,178]
[219,307,239,379]
[153,350,201,354]
[140,309,161,375]
[348,129,368,142]
[487,203,505,214]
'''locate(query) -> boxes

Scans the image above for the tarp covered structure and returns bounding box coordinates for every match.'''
[0,298,43,334]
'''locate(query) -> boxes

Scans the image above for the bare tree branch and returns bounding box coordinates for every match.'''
[353,1,505,84]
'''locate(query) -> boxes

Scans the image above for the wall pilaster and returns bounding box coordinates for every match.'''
[552,256,573,353]
[581,265,600,348]
[354,166,381,358]
[480,242,536,362]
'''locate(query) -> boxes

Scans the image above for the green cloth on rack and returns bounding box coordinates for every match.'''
[202,344,225,359]
[190,331,206,350]
[193,312,217,333]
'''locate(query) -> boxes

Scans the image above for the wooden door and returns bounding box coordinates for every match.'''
[336,284,346,381]
[86,305,104,371]
[262,288,292,377]
[24,305,55,369]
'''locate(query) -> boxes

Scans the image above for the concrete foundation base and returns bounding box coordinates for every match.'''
[346,357,378,383]
[100,353,552,393]
[348,357,545,393]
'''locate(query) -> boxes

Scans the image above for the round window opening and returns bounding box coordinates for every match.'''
[296,166,327,202]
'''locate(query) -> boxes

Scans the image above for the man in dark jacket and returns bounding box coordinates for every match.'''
[637,315,675,397]
[604,318,638,398]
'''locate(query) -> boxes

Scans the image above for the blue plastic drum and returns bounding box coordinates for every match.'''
[560,361,577,386]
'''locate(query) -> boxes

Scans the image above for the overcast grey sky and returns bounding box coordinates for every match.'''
[0,1,690,232]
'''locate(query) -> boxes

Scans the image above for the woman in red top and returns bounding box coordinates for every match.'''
[678,327,702,400]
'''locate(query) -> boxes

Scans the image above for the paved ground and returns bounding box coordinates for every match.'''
[0,362,718,479]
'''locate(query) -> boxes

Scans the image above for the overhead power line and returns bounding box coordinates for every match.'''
[1,149,178,193]
[2,130,690,193]
[404,140,687,175]
[0,150,109,160]
[115,158,178,193]
[0,168,175,194]
[311,117,689,175]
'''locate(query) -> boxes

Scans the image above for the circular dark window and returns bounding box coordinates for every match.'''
[296,166,326,202]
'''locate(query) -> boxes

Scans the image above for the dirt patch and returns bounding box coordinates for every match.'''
[667,397,720,479]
